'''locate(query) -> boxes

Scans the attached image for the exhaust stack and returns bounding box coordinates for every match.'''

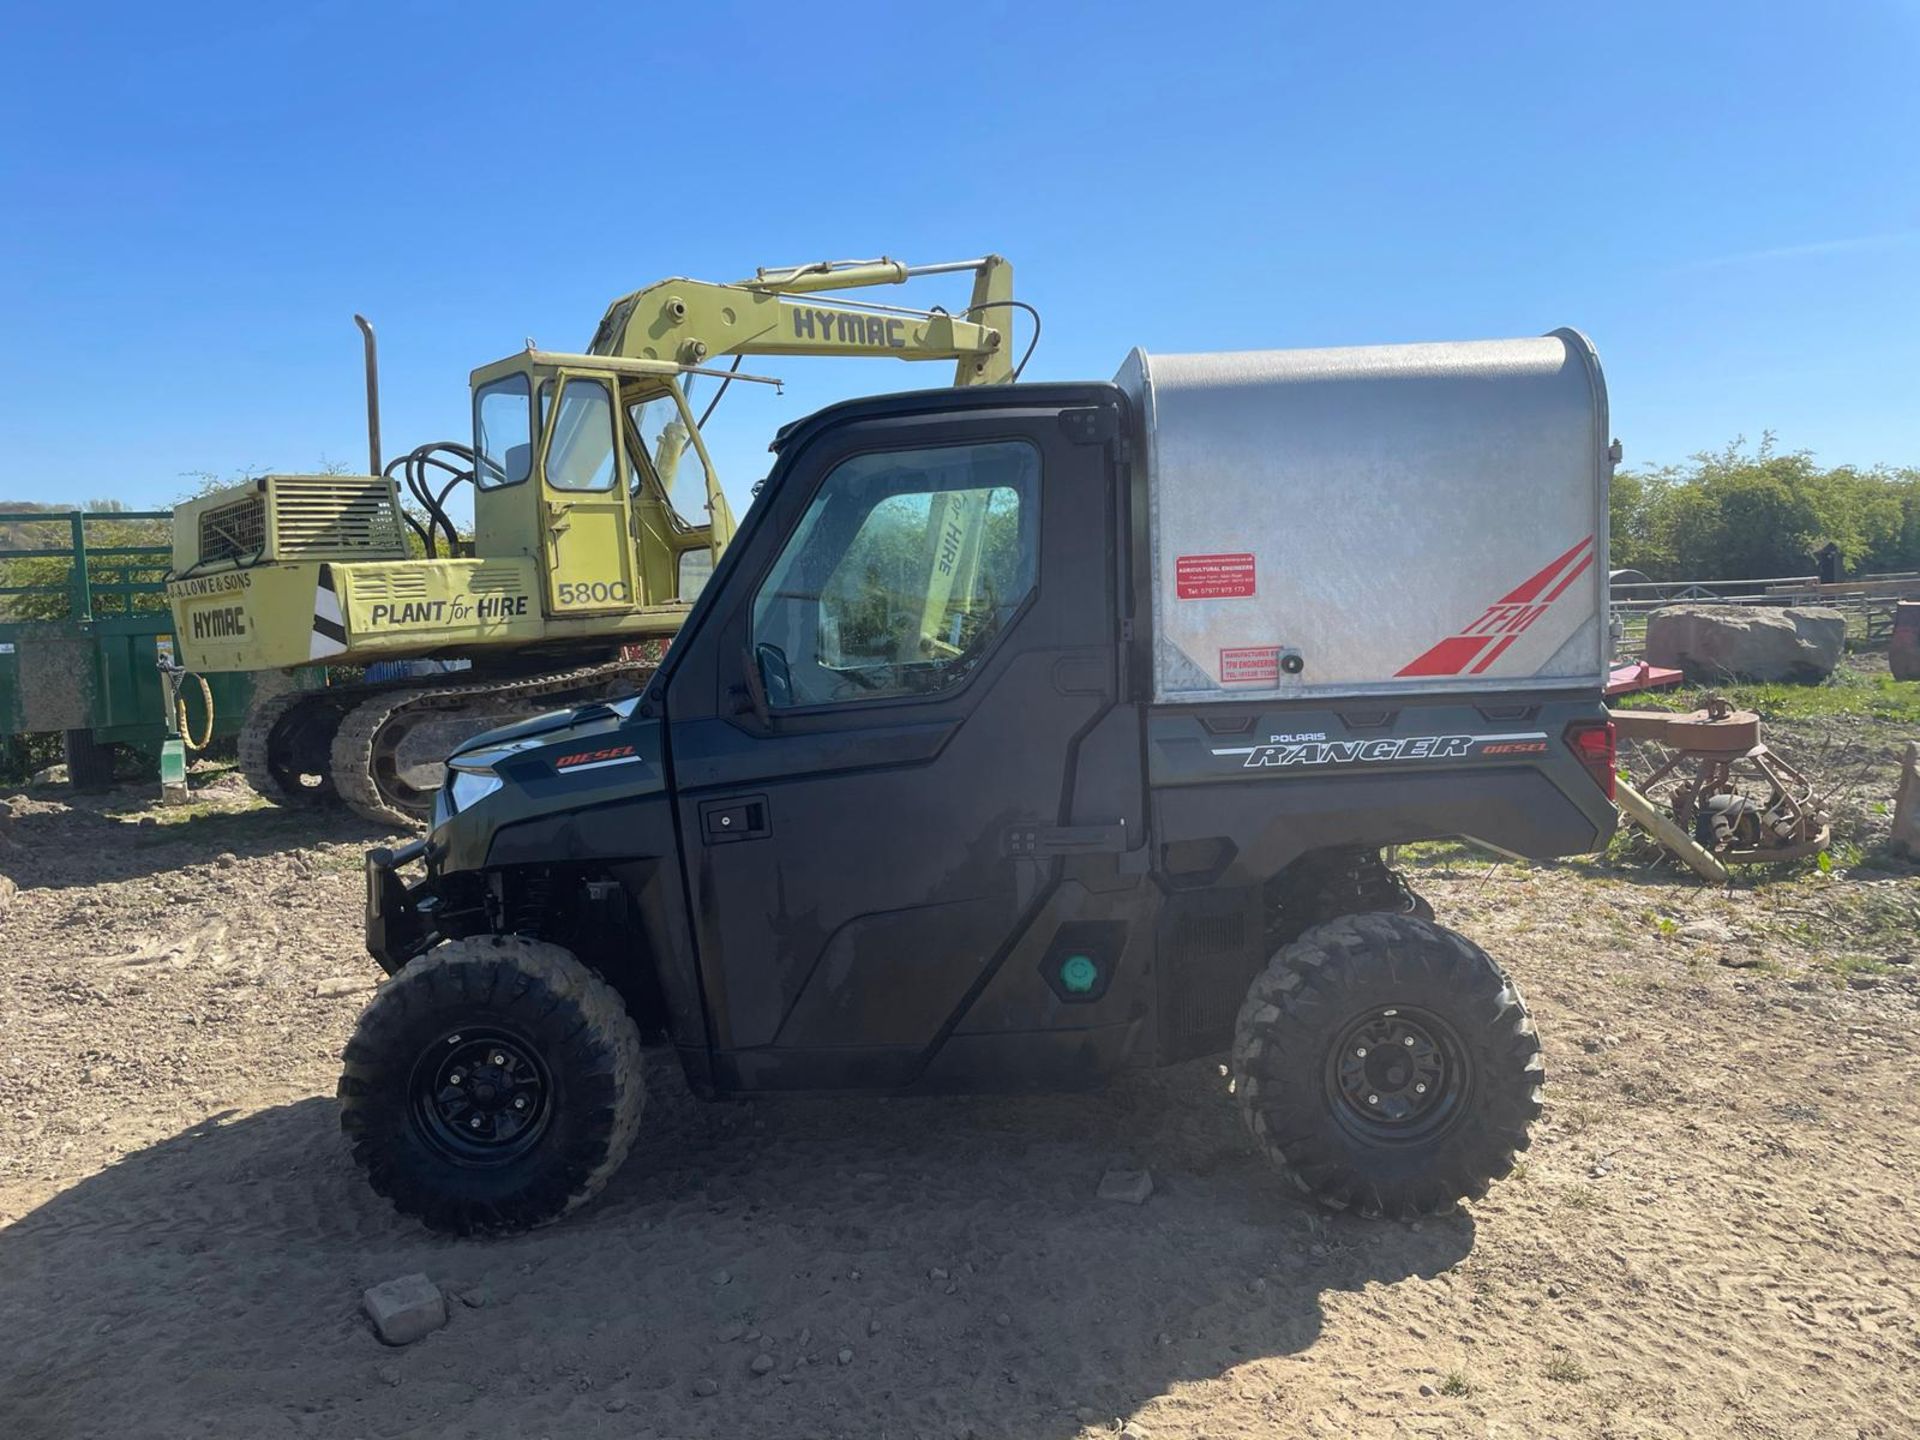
[353,314,382,478]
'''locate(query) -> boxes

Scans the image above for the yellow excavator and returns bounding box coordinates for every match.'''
[166,256,1027,824]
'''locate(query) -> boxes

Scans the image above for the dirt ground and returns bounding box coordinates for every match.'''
[3,729,1919,1440]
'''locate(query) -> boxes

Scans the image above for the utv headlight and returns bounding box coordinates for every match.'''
[443,738,539,816]
[448,769,504,812]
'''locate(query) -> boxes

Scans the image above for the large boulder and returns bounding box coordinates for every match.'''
[1643,604,1845,683]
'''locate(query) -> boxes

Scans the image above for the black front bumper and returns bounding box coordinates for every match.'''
[365,838,438,974]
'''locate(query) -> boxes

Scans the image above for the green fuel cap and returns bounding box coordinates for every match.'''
[1059,953,1099,995]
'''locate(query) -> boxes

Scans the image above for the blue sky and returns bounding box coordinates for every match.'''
[2,1,1917,521]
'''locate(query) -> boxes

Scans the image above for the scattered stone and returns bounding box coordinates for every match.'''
[928,1266,950,1282]
[837,1347,853,1365]
[214,852,238,869]
[375,1361,402,1387]
[315,975,375,998]
[1677,918,1739,944]
[1848,973,1880,990]
[797,1326,812,1348]
[83,1064,113,1085]
[995,1313,1011,1328]
[1419,1382,1436,1397]
[743,1327,761,1342]
[1097,1167,1154,1205]
[456,1284,491,1309]
[362,1274,447,1346]
[604,1396,629,1412]
[749,1352,775,1376]
[711,1268,732,1286]
[715,1319,745,1343]
[1119,1425,1150,1440]
[868,1317,881,1336]
[1546,1282,1563,1299]
[692,1377,719,1397]
[1246,1277,1267,1294]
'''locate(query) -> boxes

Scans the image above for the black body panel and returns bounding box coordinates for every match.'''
[663,387,1141,1093]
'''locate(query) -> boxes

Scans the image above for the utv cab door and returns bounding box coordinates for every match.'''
[538,373,636,616]
[665,387,1143,1092]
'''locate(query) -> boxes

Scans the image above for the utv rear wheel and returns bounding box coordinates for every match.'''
[338,935,644,1235]
[1231,912,1541,1219]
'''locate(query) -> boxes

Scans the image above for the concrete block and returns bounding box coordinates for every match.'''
[363,1273,447,1346]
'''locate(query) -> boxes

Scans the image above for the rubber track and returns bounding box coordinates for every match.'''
[338,934,646,1233]
[329,660,654,829]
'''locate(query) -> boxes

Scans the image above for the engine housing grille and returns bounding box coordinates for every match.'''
[269,477,407,559]
[197,495,267,566]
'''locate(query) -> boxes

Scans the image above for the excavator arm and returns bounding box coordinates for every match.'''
[587,256,1019,386]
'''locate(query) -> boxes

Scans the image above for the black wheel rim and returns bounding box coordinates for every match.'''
[1325,1006,1470,1144]
[409,1026,552,1165]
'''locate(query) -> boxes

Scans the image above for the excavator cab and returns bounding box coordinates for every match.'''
[468,352,733,620]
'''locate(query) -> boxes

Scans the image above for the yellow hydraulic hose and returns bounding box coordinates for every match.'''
[177,672,215,752]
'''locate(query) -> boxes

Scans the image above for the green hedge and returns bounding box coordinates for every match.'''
[1611,437,1920,582]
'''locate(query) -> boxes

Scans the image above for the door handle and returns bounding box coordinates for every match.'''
[699,794,771,843]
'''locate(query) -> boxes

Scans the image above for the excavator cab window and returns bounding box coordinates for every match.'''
[543,379,618,491]
[474,374,534,488]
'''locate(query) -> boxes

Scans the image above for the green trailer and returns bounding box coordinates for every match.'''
[0,509,271,787]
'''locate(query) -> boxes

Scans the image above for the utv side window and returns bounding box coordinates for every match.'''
[751,440,1039,708]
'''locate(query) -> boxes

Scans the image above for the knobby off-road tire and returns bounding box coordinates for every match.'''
[339,935,645,1235]
[1231,912,1541,1220]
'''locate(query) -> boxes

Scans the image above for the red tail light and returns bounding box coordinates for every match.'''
[1564,718,1617,800]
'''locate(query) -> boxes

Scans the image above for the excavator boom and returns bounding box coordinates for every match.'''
[589,255,1019,385]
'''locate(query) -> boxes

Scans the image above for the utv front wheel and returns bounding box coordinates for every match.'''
[338,935,644,1235]
[1231,913,1541,1219]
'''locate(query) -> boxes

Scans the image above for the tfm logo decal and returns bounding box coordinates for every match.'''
[1398,536,1595,678]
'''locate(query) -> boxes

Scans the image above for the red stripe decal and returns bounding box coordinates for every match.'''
[1497,537,1592,605]
[1469,633,1520,674]
[1395,533,1595,677]
[1542,551,1595,603]
[1396,634,1495,677]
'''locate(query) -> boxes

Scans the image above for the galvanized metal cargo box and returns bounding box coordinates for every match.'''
[1117,330,1610,703]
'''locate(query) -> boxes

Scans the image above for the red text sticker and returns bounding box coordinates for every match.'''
[1176,552,1257,599]
[1219,646,1280,684]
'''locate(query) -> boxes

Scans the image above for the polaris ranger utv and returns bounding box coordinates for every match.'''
[345,332,1619,1234]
